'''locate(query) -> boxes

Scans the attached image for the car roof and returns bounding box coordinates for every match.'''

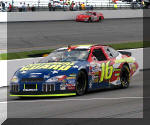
[86,11,96,13]
[56,44,109,51]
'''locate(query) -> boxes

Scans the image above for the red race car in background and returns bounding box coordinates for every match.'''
[76,11,104,22]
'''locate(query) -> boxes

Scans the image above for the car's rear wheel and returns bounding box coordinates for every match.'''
[99,17,101,22]
[120,65,130,88]
[76,71,87,96]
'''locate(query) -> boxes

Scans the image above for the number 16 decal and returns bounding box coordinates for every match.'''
[100,61,113,82]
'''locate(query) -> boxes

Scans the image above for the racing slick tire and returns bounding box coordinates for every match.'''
[87,18,92,23]
[76,70,87,96]
[120,65,130,88]
[98,17,102,22]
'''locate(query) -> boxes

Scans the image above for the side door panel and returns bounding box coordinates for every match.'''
[91,13,98,21]
[104,47,122,85]
[88,47,114,89]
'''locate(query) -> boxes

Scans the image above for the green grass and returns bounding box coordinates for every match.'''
[108,42,144,50]
[0,41,149,60]
[0,49,54,60]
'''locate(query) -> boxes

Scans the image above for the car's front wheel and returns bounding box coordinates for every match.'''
[87,18,92,23]
[120,65,130,88]
[76,71,87,96]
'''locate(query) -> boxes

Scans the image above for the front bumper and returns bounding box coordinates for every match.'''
[76,18,88,22]
[10,82,76,97]
[10,90,76,97]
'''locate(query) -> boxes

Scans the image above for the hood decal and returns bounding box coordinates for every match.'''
[20,62,75,71]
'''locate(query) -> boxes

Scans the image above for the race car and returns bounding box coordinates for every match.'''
[10,44,138,97]
[76,11,104,22]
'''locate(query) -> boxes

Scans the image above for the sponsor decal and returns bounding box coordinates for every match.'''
[90,61,114,83]
[23,89,38,92]
[91,75,99,83]
[30,74,37,78]
[69,74,76,77]
[20,62,75,71]
[93,76,99,83]
[115,73,120,77]
[115,57,135,64]
[114,68,121,71]
[62,79,67,83]
[60,84,66,90]
[66,77,76,80]
[52,71,58,74]
[44,75,50,79]
[66,84,75,90]
[30,73,42,78]
[67,79,76,84]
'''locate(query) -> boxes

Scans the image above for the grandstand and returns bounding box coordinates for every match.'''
[87,0,130,8]
[2,0,130,8]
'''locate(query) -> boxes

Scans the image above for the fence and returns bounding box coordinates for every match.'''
[0,1,141,12]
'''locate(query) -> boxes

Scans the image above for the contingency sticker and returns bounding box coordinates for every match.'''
[20,62,75,71]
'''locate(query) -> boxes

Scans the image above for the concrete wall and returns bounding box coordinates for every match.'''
[0,12,7,22]
[0,9,144,22]
[0,48,146,87]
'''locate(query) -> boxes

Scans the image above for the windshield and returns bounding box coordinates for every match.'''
[81,12,92,15]
[39,49,89,63]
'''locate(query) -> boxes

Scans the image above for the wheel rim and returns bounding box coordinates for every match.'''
[120,67,130,88]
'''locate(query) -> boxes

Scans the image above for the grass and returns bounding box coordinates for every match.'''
[108,41,143,50]
[0,41,149,60]
[0,49,54,60]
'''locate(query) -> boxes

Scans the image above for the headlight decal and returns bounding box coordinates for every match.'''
[11,76,19,83]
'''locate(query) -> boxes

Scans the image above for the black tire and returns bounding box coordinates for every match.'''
[76,71,87,96]
[120,65,130,88]
[99,17,101,22]
[87,18,92,23]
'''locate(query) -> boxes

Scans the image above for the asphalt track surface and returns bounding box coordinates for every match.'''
[0,18,143,52]
[0,18,145,123]
[0,71,143,120]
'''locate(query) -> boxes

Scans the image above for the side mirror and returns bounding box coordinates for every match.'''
[42,54,48,57]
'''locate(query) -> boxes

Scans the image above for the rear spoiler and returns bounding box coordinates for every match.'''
[118,51,132,57]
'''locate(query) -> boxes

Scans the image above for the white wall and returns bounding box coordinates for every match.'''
[0,60,7,87]
[1,9,143,22]
[0,12,7,22]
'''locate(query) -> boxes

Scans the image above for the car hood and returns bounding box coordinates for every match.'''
[77,15,90,18]
[15,61,89,79]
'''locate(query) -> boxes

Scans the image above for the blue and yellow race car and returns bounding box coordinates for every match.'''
[10,45,139,97]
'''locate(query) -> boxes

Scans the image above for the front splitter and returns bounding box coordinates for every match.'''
[10,93,76,97]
